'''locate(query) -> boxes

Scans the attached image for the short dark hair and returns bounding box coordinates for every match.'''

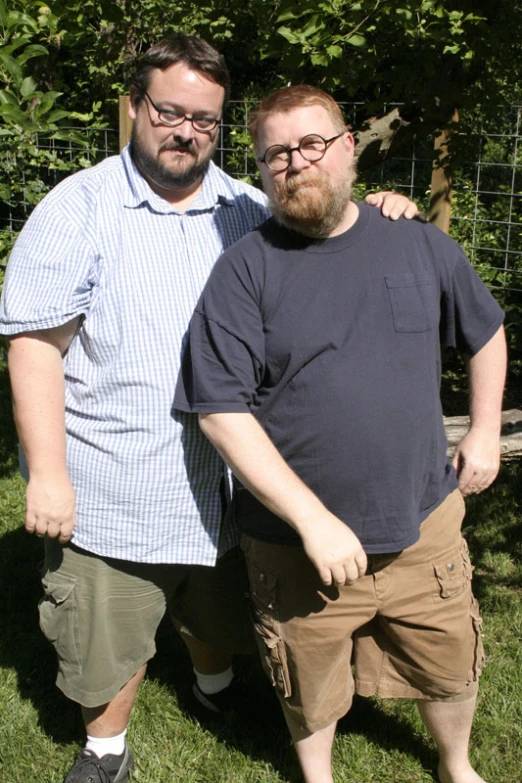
[130,33,231,108]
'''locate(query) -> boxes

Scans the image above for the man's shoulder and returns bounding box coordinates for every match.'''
[38,154,127,213]
[208,163,268,206]
[363,202,464,261]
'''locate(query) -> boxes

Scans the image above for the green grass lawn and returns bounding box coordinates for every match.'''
[0,357,521,783]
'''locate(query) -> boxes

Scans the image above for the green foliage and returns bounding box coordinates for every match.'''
[0,0,102,267]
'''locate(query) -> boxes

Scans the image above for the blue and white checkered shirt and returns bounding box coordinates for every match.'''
[0,145,269,564]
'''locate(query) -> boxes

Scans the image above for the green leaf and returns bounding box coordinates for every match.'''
[46,110,70,122]
[50,130,90,147]
[1,36,33,57]
[346,34,366,47]
[277,26,301,45]
[0,54,24,87]
[18,44,49,65]
[0,89,18,106]
[311,52,329,66]
[326,44,342,59]
[6,10,39,33]
[20,77,36,98]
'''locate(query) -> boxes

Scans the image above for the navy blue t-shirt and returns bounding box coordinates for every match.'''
[175,203,504,552]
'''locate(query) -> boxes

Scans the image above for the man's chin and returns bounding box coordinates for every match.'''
[272,207,333,238]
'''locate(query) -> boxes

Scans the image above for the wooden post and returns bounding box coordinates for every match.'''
[429,108,459,233]
[119,95,133,152]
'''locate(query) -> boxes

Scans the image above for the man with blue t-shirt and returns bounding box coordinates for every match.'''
[175,85,507,783]
[0,36,417,783]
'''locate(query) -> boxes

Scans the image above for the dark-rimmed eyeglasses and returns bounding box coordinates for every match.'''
[143,91,220,132]
[257,132,345,172]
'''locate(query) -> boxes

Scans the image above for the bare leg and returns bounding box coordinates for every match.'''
[417,695,486,783]
[292,721,337,783]
[82,665,146,736]
[172,616,232,674]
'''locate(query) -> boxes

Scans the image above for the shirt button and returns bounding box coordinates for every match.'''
[259,573,266,583]
[447,562,455,571]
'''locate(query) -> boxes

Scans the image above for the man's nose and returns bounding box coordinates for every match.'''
[287,148,311,173]
[172,117,196,141]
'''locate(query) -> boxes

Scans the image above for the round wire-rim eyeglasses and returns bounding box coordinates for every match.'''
[143,91,220,132]
[257,132,345,172]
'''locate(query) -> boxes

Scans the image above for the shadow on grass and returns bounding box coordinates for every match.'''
[463,460,522,601]
[0,522,436,779]
[0,526,84,744]
[0,360,19,478]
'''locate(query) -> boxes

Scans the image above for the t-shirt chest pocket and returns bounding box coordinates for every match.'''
[385,273,438,333]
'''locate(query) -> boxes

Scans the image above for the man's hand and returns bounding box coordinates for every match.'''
[199,412,367,587]
[365,191,419,220]
[299,512,367,587]
[25,473,77,543]
[452,427,501,496]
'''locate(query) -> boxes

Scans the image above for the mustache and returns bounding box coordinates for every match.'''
[280,174,327,197]
[159,140,195,153]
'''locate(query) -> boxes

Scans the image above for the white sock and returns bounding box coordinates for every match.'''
[194,666,234,695]
[85,729,127,758]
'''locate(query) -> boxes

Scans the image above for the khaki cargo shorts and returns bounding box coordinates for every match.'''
[39,542,254,708]
[241,490,484,736]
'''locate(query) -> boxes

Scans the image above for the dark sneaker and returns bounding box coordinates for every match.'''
[63,743,134,783]
[192,675,261,716]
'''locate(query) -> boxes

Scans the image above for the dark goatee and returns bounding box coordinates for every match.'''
[130,134,213,190]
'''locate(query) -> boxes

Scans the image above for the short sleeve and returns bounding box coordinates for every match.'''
[0,198,97,335]
[175,250,266,413]
[440,250,504,356]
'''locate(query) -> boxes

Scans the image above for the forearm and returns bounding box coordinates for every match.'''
[452,325,507,495]
[199,412,329,536]
[467,325,507,433]
[199,411,367,586]
[8,334,68,479]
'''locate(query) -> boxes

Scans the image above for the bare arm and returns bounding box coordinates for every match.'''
[7,317,81,542]
[452,324,507,495]
[199,411,367,587]
[365,191,419,220]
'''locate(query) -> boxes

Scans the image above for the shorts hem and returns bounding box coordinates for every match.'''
[281,700,353,738]
[355,677,479,702]
[55,646,156,709]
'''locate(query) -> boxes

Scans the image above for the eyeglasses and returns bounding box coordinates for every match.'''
[143,91,220,132]
[257,132,345,172]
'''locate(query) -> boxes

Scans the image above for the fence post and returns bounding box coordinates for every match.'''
[429,109,459,233]
[119,96,133,152]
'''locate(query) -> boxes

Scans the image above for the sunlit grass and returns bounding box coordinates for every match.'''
[0,358,520,782]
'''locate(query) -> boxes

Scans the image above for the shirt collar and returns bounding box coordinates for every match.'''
[122,144,236,213]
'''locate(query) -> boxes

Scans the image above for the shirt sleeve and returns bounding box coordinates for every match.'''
[175,248,266,413]
[0,195,98,335]
[439,246,505,356]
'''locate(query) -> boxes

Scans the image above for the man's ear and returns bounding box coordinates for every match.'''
[129,86,139,121]
[343,130,355,150]
[342,130,356,160]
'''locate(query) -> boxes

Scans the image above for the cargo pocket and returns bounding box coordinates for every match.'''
[468,594,485,681]
[432,538,473,601]
[385,273,438,332]
[39,571,81,669]
[248,562,292,698]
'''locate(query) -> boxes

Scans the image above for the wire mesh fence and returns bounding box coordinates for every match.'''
[2,102,521,301]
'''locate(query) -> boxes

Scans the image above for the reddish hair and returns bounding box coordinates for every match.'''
[248,85,346,146]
